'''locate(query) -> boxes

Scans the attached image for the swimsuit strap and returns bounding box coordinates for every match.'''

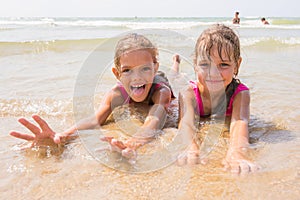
[189,80,205,116]
[226,83,249,116]
[117,82,131,104]
[190,81,249,117]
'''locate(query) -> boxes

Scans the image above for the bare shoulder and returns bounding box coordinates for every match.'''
[104,84,125,106]
[233,89,250,106]
[152,84,173,105]
[236,89,250,99]
[110,84,122,95]
[232,90,250,121]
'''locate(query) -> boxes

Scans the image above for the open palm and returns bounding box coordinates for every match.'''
[10,115,63,144]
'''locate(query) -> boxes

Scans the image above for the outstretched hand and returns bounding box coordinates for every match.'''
[100,136,145,163]
[222,148,260,174]
[10,115,67,145]
[177,141,208,165]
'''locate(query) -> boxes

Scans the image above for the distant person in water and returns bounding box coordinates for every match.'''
[261,17,269,25]
[232,11,240,24]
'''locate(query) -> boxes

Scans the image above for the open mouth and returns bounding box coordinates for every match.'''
[131,84,146,90]
[130,84,146,97]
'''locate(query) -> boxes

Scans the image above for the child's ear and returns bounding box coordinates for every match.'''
[238,57,242,67]
[112,67,120,80]
[194,65,199,72]
[235,57,242,75]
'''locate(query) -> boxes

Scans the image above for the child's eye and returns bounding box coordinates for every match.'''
[219,63,230,68]
[141,65,152,71]
[121,68,131,73]
[199,63,210,69]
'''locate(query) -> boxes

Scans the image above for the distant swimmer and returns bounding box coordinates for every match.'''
[232,11,240,24]
[261,17,270,25]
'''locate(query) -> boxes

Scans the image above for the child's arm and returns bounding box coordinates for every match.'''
[176,87,201,165]
[60,89,118,137]
[223,90,259,173]
[102,85,173,160]
[132,85,173,143]
[178,88,197,140]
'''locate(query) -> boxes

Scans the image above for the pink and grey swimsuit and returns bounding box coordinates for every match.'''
[190,80,249,117]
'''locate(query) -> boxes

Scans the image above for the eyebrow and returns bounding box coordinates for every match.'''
[120,64,136,69]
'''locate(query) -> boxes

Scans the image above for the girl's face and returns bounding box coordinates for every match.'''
[195,45,241,93]
[113,49,158,102]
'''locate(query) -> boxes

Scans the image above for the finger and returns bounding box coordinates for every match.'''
[99,137,123,153]
[122,148,137,159]
[230,163,241,174]
[187,151,199,165]
[10,131,35,141]
[124,139,143,150]
[18,118,41,135]
[249,162,261,173]
[239,162,250,174]
[111,139,127,150]
[32,115,53,132]
[177,153,187,166]
[200,157,208,165]
[100,136,114,143]
[53,134,62,144]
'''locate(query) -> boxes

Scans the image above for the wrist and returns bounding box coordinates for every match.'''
[63,127,77,136]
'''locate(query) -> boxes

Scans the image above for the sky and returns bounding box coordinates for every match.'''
[0,0,299,18]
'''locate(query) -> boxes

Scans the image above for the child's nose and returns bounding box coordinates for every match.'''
[132,69,142,79]
[209,66,221,77]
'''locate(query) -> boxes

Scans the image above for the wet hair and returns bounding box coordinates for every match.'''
[114,33,158,70]
[261,17,266,21]
[235,12,239,15]
[193,24,241,75]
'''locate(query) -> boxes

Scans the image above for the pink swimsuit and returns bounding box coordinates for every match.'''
[190,80,249,117]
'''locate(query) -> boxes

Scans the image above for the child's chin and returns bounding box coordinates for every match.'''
[131,95,146,103]
[206,84,225,93]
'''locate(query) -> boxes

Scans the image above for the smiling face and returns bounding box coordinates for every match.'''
[195,45,241,93]
[113,49,158,102]
[193,24,242,94]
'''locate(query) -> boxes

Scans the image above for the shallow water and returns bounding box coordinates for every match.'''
[1,17,300,199]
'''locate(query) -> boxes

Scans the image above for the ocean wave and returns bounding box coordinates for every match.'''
[0,98,73,117]
[0,38,111,56]
[241,37,300,47]
[1,36,299,57]
[2,17,300,30]
[271,18,300,25]
[1,17,300,44]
